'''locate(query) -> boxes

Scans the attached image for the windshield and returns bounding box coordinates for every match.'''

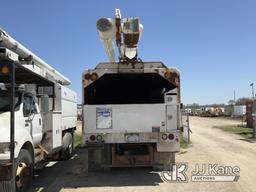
[0,91,22,112]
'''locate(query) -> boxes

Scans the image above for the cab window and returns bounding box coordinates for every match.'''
[23,94,37,117]
[0,91,21,112]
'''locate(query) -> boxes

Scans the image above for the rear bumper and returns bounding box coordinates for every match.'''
[84,131,180,152]
[0,153,12,181]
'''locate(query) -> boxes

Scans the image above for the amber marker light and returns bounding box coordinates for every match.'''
[0,65,10,74]
[91,73,98,81]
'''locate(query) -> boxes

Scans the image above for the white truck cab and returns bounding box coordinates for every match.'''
[0,90,42,161]
[0,84,77,191]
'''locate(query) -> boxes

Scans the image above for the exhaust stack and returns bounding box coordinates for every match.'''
[96,18,116,63]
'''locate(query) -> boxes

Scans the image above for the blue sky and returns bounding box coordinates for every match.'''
[1,0,255,104]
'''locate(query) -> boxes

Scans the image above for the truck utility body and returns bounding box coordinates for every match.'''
[0,29,77,191]
[82,9,182,170]
[0,86,76,156]
[83,62,181,169]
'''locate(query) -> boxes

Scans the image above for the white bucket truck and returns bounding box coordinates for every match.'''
[82,10,182,171]
[0,28,77,191]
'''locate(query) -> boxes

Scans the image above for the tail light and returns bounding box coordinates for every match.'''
[90,135,96,141]
[164,71,172,79]
[84,73,91,80]
[168,133,174,140]
[0,65,10,74]
[161,133,168,140]
[164,71,180,86]
[91,73,98,81]
[174,76,180,86]
[96,135,103,141]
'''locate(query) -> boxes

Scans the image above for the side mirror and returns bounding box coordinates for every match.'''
[180,103,183,109]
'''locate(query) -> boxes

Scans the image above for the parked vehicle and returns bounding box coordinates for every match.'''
[200,107,225,117]
[82,10,182,171]
[0,28,77,191]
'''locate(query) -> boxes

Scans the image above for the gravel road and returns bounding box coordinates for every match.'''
[29,117,256,192]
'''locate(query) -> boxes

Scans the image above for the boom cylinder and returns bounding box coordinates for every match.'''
[96,18,116,63]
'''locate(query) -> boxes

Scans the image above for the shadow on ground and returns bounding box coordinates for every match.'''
[237,138,256,143]
[28,149,163,192]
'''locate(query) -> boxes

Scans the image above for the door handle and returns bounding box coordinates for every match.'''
[39,118,41,125]
[25,123,29,127]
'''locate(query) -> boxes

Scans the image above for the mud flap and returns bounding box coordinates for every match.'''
[0,164,12,192]
[0,164,12,181]
[85,144,108,172]
[153,151,175,171]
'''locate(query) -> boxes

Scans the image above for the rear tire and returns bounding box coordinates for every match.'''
[61,134,74,160]
[15,149,33,192]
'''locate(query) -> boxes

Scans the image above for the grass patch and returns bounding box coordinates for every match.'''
[74,134,83,148]
[213,125,253,140]
[180,135,189,149]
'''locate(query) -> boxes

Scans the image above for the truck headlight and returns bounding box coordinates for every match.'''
[0,143,10,154]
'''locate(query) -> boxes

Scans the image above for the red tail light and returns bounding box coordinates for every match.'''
[84,73,91,80]
[90,135,96,141]
[168,134,174,140]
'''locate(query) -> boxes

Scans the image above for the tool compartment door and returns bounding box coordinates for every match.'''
[166,104,178,130]
[84,103,166,133]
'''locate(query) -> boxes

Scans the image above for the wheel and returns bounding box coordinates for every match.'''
[15,149,33,192]
[61,134,74,160]
[61,142,73,160]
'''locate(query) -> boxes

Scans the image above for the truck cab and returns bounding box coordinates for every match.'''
[0,82,77,191]
[0,89,42,162]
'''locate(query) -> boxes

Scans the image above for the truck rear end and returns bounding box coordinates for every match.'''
[83,62,182,170]
[82,9,182,171]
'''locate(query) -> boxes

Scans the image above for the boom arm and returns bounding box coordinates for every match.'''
[0,28,70,85]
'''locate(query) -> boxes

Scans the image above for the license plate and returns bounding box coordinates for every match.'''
[125,133,139,142]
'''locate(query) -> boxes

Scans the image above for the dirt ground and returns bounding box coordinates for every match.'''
[29,117,256,192]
